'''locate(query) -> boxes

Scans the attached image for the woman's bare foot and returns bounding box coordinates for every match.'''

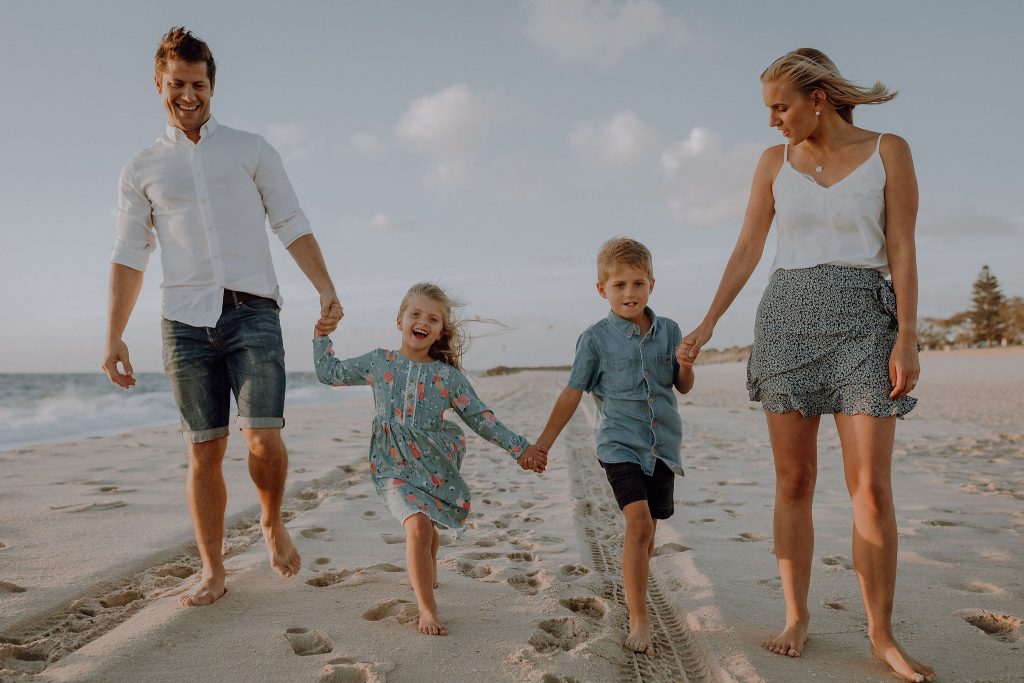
[871,635,935,682]
[417,610,448,636]
[764,621,809,657]
[179,577,226,607]
[262,522,301,577]
[625,618,654,655]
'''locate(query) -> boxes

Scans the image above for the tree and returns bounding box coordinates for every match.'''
[1000,296,1024,344]
[969,265,1005,346]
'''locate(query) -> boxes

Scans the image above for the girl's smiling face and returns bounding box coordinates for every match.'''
[397,294,446,361]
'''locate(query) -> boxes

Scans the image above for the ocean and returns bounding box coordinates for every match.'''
[0,373,365,451]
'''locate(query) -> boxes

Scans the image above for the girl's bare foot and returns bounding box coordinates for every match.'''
[179,578,226,607]
[417,610,448,636]
[625,618,654,655]
[871,636,935,682]
[764,621,809,657]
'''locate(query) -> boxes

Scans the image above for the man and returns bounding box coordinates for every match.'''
[102,27,342,607]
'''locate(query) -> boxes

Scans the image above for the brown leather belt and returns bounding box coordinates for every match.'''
[223,289,272,308]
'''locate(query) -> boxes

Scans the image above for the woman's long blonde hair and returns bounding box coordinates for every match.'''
[761,48,896,124]
[398,283,471,371]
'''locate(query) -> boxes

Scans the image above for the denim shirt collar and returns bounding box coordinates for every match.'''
[606,306,658,339]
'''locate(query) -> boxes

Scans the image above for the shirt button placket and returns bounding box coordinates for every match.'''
[193,148,223,286]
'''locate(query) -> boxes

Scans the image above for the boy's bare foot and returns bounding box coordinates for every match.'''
[871,635,935,682]
[417,611,448,636]
[764,621,809,657]
[263,522,301,577]
[625,619,654,655]
[179,578,226,607]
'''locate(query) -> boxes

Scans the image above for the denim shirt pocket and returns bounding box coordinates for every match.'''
[600,357,635,393]
[655,354,674,386]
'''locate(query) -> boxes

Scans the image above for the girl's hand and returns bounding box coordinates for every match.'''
[517,444,547,473]
[677,320,715,367]
[888,336,920,399]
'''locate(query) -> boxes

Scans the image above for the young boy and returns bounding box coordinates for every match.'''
[536,237,694,656]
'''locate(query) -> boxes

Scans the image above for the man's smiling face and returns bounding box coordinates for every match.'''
[156,59,213,136]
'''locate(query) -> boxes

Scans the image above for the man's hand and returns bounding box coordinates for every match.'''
[316,290,344,336]
[102,339,136,389]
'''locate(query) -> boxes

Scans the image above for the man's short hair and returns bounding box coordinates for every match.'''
[155,27,216,87]
[597,237,654,282]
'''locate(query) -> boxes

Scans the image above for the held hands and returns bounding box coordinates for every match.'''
[677,320,714,368]
[888,335,920,399]
[315,290,344,337]
[516,444,548,474]
[102,339,136,389]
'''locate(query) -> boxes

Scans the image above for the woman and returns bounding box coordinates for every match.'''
[679,49,934,682]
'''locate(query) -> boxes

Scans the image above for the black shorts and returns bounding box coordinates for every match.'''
[599,459,675,519]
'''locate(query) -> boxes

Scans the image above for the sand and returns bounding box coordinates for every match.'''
[1,349,1022,682]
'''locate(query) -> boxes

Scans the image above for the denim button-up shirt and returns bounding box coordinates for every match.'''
[567,308,684,476]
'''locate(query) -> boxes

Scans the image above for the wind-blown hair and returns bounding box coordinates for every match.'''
[761,48,896,124]
[155,26,216,88]
[597,237,654,282]
[398,283,470,371]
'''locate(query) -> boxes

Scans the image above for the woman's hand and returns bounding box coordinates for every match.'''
[677,320,715,366]
[888,335,920,399]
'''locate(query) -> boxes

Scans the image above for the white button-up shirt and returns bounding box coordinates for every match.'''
[111,117,313,327]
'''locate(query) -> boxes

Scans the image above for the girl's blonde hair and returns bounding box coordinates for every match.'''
[398,283,470,371]
[761,48,896,124]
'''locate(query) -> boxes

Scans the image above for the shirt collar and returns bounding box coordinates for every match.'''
[164,115,219,143]
[606,306,658,338]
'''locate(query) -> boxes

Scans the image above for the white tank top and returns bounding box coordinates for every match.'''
[770,133,890,276]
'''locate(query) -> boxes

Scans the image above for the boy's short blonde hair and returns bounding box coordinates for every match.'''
[597,237,654,282]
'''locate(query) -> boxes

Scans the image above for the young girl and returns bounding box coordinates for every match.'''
[313,282,547,636]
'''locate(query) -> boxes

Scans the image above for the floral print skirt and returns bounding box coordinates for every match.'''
[747,264,917,418]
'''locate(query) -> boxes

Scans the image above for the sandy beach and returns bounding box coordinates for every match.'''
[1,349,1022,682]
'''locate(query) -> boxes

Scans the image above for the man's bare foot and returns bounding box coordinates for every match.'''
[417,611,448,636]
[764,621,809,657]
[179,577,226,607]
[262,522,301,577]
[871,636,935,682]
[625,619,654,655]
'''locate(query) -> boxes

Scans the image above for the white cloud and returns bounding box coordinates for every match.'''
[366,213,415,233]
[394,84,507,185]
[523,0,687,65]
[660,127,762,228]
[265,122,314,163]
[569,111,657,165]
[350,132,387,159]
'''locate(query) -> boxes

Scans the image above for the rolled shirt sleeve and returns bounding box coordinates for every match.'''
[254,136,312,248]
[110,161,156,271]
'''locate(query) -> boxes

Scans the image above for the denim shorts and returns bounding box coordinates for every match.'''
[600,458,675,519]
[161,296,286,443]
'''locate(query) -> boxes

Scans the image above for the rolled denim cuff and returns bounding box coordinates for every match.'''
[182,425,230,444]
[235,416,286,430]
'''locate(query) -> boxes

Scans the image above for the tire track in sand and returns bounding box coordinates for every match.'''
[569,402,716,683]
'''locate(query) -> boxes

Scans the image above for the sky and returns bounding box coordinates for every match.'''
[2,0,1022,373]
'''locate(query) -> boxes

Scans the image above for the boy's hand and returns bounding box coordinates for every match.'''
[677,321,714,367]
[516,444,547,473]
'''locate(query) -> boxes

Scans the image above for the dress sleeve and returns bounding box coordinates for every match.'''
[313,338,376,387]
[566,331,599,393]
[448,371,529,459]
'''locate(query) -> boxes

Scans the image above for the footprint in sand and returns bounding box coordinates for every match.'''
[758,577,782,590]
[506,570,542,594]
[285,627,334,655]
[556,564,590,582]
[319,658,395,683]
[100,590,143,608]
[314,557,332,566]
[153,563,194,579]
[529,616,596,653]
[0,581,27,593]
[473,538,497,547]
[822,601,846,610]
[559,596,607,620]
[300,527,329,539]
[506,551,535,562]
[306,564,403,588]
[923,519,962,527]
[653,543,691,556]
[361,599,419,625]
[50,501,127,513]
[362,510,377,517]
[949,579,1005,594]
[821,555,854,570]
[735,532,768,542]
[958,610,1023,643]
[540,676,583,683]
[380,533,405,545]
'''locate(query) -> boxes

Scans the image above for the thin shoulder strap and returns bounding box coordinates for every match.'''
[875,133,885,153]
[784,143,789,162]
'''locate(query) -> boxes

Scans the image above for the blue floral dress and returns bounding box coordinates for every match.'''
[313,338,529,532]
